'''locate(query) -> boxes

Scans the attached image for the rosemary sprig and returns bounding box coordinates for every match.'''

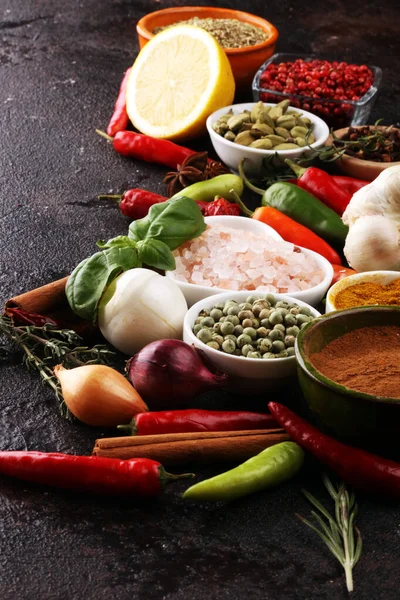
[297,474,362,593]
[0,314,115,418]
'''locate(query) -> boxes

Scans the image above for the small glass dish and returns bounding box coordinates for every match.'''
[252,53,382,130]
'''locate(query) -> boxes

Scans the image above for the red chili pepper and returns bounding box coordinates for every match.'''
[106,68,131,137]
[6,307,61,327]
[331,264,357,285]
[286,160,352,215]
[268,402,400,499]
[331,175,369,195]
[96,129,196,170]
[99,189,167,220]
[0,452,191,497]
[118,409,278,436]
[201,197,240,216]
[233,194,341,264]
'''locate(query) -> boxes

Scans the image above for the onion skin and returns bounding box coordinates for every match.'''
[127,339,229,410]
[54,364,148,426]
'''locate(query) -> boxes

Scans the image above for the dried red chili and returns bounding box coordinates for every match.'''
[6,307,61,327]
[106,68,131,137]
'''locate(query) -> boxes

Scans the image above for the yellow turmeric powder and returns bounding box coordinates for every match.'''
[335,278,400,309]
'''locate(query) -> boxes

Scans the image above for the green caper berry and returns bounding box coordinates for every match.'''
[201,316,215,327]
[286,346,296,356]
[238,310,254,321]
[252,300,270,317]
[260,338,272,352]
[242,344,254,357]
[207,341,220,350]
[284,313,297,326]
[269,329,284,342]
[257,327,269,338]
[225,314,240,325]
[269,311,283,325]
[242,318,253,328]
[243,327,257,340]
[224,334,237,343]
[276,350,288,358]
[220,321,235,335]
[251,318,260,328]
[197,328,212,343]
[262,352,276,359]
[222,339,236,354]
[233,324,244,336]
[237,333,253,348]
[296,314,311,325]
[219,316,226,322]
[272,340,286,353]
[275,301,288,309]
[284,335,296,347]
[214,303,225,311]
[247,351,262,359]
[227,305,240,316]
[260,318,270,328]
[259,309,270,320]
[265,294,276,305]
[286,325,300,337]
[195,317,203,325]
[213,322,222,333]
[274,324,286,333]
[212,334,224,345]
[210,308,223,321]
[246,295,261,304]
[199,309,210,317]
[277,308,289,317]
[290,307,299,315]
[223,301,238,315]
[239,302,253,311]
[193,324,202,335]
[299,306,311,316]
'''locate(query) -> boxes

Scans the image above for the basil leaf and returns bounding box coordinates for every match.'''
[66,246,138,323]
[128,196,206,250]
[136,239,176,271]
[97,236,137,249]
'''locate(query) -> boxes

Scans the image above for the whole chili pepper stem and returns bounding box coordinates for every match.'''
[117,423,134,435]
[96,129,114,142]
[285,159,306,178]
[98,194,122,201]
[164,472,195,483]
[230,190,253,217]
[238,160,265,195]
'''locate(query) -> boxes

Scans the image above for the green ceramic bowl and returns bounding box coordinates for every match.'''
[295,306,400,457]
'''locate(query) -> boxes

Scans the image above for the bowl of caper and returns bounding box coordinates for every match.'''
[183,291,320,385]
[206,101,329,173]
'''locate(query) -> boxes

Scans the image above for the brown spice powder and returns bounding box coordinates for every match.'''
[310,325,400,398]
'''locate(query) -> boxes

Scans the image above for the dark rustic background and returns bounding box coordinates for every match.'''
[1,1,400,599]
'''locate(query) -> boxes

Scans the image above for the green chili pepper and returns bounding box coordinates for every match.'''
[182,441,304,502]
[170,174,244,203]
[262,182,348,246]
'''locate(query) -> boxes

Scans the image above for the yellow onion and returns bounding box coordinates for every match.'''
[54,364,148,426]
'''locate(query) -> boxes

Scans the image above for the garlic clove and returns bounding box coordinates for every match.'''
[344,215,400,272]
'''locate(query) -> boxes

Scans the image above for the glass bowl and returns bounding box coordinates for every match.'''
[252,53,382,130]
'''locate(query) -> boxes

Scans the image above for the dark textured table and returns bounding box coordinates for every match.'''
[1,1,400,599]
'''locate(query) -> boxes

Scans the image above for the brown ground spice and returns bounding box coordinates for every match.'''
[310,325,400,398]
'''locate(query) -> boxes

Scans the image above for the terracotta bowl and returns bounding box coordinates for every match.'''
[326,126,400,180]
[136,6,279,90]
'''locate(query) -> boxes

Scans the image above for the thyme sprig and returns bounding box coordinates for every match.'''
[297,474,362,593]
[0,315,115,418]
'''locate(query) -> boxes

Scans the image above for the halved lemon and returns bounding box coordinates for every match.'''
[126,24,235,141]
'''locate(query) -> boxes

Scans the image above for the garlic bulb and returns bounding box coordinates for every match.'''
[344,215,400,272]
[98,268,188,355]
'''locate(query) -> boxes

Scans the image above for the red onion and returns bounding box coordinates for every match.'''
[126,339,229,410]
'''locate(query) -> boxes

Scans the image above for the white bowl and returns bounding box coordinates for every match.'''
[166,215,333,308]
[326,270,400,313]
[206,102,330,173]
[183,291,321,387]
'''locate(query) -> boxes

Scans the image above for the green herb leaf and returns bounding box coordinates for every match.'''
[66,246,138,322]
[136,239,176,271]
[128,196,206,250]
[97,236,137,249]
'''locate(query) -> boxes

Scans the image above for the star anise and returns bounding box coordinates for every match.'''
[164,151,230,197]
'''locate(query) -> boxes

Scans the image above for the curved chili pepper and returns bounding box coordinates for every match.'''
[96,129,195,170]
[170,174,244,203]
[331,175,369,196]
[268,402,400,499]
[182,441,304,501]
[99,189,167,220]
[0,452,192,497]
[286,160,352,215]
[232,193,341,264]
[106,68,131,137]
[118,409,278,436]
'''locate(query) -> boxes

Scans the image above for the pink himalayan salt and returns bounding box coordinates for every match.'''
[172,224,324,293]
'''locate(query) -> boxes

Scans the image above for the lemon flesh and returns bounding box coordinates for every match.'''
[126,25,235,141]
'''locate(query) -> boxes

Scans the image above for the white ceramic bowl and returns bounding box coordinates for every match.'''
[206,102,330,173]
[166,215,333,308]
[326,270,400,313]
[183,291,321,386]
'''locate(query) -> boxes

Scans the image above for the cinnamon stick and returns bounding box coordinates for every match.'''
[4,277,69,316]
[93,429,291,465]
